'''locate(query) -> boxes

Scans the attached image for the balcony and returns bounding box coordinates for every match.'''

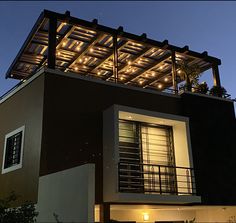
[118,162,196,196]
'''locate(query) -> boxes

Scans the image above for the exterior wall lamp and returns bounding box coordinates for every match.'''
[143,213,150,222]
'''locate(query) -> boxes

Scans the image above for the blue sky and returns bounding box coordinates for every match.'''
[1,1,236,102]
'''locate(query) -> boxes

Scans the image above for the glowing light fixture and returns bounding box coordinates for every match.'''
[158,84,162,89]
[62,41,66,47]
[76,46,81,51]
[128,61,132,65]
[177,70,181,74]
[151,71,155,77]
[97,71,101,75]
[143,213,149,222]
[79,59,83,63]
[164,77,168,82]
[160,65,163,70]
[90,48,94,52]
[74,67,78,71]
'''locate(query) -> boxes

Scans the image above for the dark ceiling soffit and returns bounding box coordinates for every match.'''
[5,9,221,79]
[5,11,46,79]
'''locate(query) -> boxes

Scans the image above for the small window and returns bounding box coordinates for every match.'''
[2,126,25,174]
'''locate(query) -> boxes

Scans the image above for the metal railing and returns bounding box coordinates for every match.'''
[118,162,196,195]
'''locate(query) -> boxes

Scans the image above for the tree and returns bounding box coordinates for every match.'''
[0,192,38,223]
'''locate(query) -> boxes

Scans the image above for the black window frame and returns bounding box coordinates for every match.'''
[2,126,25,174]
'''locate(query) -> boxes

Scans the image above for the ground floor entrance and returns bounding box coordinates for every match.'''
[95,204,236,222]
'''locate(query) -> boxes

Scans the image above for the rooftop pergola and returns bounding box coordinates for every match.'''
[6,10,222,93]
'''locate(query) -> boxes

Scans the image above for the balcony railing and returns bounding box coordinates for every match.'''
[118,162,196,195]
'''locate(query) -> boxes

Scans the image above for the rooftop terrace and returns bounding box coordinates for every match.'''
[6,10,223,95]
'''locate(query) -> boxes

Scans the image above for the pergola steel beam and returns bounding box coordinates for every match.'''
[47,16,57,69]
[171,51,178,94]
[212,63,221,88]
[125,52,171,83]
[65,33,105,71]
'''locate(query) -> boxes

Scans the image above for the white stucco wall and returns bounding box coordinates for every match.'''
[37,163,95,223]
[195,206,236,222]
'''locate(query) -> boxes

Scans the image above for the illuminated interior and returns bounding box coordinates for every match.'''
[119,111,195,196]
[95,205,236,223]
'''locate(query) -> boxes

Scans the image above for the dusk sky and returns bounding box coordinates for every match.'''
[1,1,236,104]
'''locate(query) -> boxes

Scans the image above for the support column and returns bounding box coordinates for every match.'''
[171,51,178,94]
[113,34,118,83]
[100,203,110,223]
[48,16,57,69]
[212,63,221,88]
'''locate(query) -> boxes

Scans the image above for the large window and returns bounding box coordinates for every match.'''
[119,119,177,194]
[2,126,25,174]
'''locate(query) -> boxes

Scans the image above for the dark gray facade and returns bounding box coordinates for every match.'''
[0,69,236,206]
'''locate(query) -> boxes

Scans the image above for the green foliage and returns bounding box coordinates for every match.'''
[178,61,202,91]
[0,192,38,223]
[194,82,209,94]
[209,85,227,97]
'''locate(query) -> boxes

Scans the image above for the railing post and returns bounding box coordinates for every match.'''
[186,169,191,194]
[158,165,162,194]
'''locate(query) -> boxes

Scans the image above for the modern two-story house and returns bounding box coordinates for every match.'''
[0,10,236,223]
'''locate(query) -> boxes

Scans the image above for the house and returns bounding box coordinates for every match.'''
[0,9,236,223]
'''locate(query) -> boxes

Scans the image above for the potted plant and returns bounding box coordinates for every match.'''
[194,81,209,94]
[209,85,227,97]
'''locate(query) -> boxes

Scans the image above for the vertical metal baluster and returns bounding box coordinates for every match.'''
[159,165,162,194]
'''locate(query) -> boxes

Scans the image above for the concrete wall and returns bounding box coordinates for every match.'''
[0,74,44,204]
[37,163,95,223]
[195,206,236,222]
